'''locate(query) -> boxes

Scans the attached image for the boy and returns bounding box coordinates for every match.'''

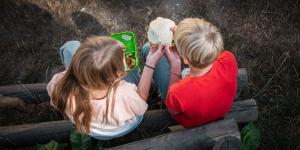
[164,18,238,128]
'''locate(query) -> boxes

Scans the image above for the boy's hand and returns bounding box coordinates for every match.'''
[146,44,165,67]
[165,46,181,72]
[170,25,177,34]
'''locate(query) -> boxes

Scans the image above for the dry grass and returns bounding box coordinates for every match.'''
[0,0,299,149]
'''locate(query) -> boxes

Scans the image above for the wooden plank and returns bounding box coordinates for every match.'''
[0,99,256,147]
[0,120,72,147]
[0,83,47,95]
[107,118,240,150]
[168,125,185,132]
[212,136,245,150]
[236,68,248,98]
[0,68,248,103]
[0,83,49,103]
[226,99,258,123]
[0,96,27,109]
[237,68,248,90]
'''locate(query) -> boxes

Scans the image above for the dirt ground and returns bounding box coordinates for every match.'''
[0,0,299,149]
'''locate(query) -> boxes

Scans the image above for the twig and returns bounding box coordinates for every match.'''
[292,65,299,80]
[45,65,50,82]
[252,52,289,99]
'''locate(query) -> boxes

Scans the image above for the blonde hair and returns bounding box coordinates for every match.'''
[51,36,125,133]
[174,18,224,68]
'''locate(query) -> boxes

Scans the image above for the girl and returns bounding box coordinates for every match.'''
[47,36,164,140]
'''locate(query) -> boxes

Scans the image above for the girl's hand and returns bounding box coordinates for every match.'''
[145,44,165,67]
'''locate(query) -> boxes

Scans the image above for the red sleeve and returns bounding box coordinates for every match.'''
[165,91,183,113]
[217,51,237,66]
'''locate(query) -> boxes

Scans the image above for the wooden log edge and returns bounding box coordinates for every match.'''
[0,68,248,103]
[0,99,257,147]
[0,120,72,147]
[107,118,240,150]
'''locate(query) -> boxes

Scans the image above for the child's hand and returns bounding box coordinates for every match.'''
[165,46,181,71]
[170,25,177,34]
[145,44,165,67]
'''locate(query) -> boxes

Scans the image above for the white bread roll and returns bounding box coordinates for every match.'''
[148,17,175,46]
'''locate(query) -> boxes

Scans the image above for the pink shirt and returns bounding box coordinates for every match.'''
[47,71,147,138]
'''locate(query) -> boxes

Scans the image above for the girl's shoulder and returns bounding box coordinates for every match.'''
[118,80,138,91]
[115,80,145,102]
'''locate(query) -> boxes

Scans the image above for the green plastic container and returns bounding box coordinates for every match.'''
[111,31,140,72]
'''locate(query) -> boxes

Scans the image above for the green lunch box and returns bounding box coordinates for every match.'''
[111,31,140,72]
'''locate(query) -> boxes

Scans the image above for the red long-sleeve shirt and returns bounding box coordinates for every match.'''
[165,51,238,128]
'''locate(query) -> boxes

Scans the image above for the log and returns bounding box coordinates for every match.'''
[237,68,247,92]
[212,136,245,150]
[0,99,257,147]
[0,68,248,103]
[107,118,240,150]
[236,68,247,98]
[226,99,257,123]
[0,96,27,109]
[0,83,48,103]
[0,120,72,147]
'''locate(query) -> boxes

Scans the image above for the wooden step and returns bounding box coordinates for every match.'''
[0,68,248,103]
[0,99,257,147]
[107,118,240,150]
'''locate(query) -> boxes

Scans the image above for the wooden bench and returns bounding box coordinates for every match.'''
[0,68,248,103]
[107,118,241,150]
[0,68,256,148]
[0,99,257,147]
[107,99,256,150]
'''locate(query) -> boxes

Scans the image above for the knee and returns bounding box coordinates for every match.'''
[60,40,80,67]
[60,41,80,54]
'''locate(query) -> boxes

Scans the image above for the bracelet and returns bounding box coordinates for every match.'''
[144,64,156,70]
[169,72,181,78]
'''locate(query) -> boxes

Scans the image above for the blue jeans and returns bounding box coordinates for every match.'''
[60,41,140,86]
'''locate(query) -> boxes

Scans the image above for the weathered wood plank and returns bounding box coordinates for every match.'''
[0,83,47,95]
[0,96,27,109]
[0,83,48,103]
[0,68,248,103]
[226,99,257,123]
[107,118,240,150]
[212,136,245,150]
[0,120,72,147]
[236,68,248,98]
[0,99,257,147]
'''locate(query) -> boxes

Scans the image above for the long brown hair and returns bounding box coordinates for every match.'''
[51,36,125,133]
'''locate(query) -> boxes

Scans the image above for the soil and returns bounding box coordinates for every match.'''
[0,0,299,149]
